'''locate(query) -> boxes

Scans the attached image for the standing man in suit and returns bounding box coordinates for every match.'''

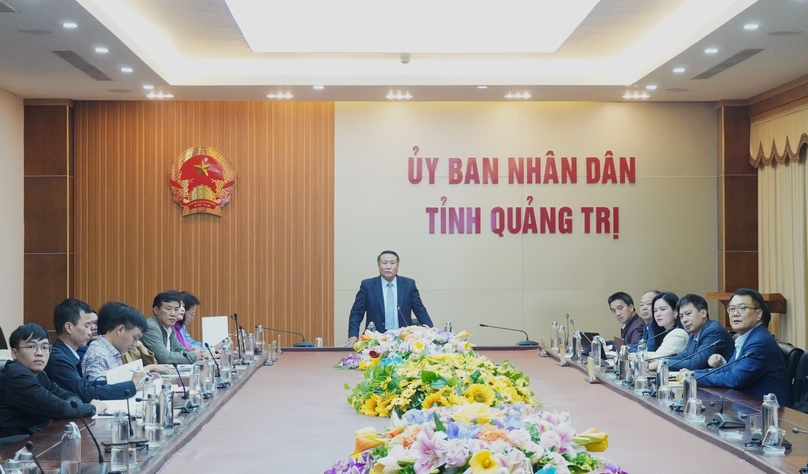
[690,288,791,405]
[655,294,734,371]
[343,250,433,347]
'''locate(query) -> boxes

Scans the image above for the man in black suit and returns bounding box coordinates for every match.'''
[656,294,734,370]
[44,298,147,401]
[0,323,103,450]
[343,250,433,347]
[608,292,643,346]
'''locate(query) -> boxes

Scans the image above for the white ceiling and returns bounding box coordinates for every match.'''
[0,0,806,102]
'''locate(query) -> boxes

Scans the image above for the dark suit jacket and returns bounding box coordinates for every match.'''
[0,361,96,439]
[666,319,735,370]
[44,340,135,402]
[695,324,791,405]
[348,275,433,337]
[620,314,644,346]
[628,322,657,353]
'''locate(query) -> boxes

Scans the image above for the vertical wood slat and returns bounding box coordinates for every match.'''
[74,101,335,345]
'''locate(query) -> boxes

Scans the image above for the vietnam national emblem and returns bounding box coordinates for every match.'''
[169,146,236,216]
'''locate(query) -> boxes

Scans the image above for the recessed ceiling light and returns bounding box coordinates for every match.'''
[313,85,324,90]
[744,23,759,30]
[121,67,133,73]
[504,92,531,99]
[95,47,108,53]
[147,92,174,99]
[477,86,488,89]
[267,92,294,99]
[645,85,657,90]
[143,84,154,90]
[704,48,718,54]
[673,67,686,73]
[386,91,412,100]
[62,23,78,29]
[623,92,650,100]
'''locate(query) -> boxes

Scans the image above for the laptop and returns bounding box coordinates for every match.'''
[579,332,607,360]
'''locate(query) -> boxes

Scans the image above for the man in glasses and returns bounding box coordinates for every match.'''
[689,288,790,405]
[660,294,734,370]
[0,323,106,450]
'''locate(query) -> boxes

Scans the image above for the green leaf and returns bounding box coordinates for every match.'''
[430,379,447,389]
[421,370,438,384]
[433,412,446,432]
[343,383,350,390]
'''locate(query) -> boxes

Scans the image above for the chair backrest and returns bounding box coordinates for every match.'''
[791,351,808,413]
[778,341,804,383]
[0,324,7,350]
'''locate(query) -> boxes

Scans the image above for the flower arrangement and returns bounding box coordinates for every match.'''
[336,326,474,370]
[327,403,626,474]
[347,352,536,418]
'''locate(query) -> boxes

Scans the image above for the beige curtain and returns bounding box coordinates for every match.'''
[758,149,808,348]
[750,105,808,167]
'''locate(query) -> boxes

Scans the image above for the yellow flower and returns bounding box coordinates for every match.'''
[412,340,426,352]
[573,427,609,452]
[375,396,393,417]
[422,393,449,408]
[351,427,386,456]
[454,403,494,424]
[360,395,380,416]
[469,450,500,474]
[464,384,496,405]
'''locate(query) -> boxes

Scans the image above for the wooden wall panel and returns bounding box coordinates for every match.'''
[74,102,335,345]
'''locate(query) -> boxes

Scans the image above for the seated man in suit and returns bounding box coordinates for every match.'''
[608,292,643,347]
[0,323,104,450]
[142,291,204,364]
[653,294,734,371]
[690,288,791,405]
[343,250,433,347]
[45,298,148,400]
[629,290,660,353]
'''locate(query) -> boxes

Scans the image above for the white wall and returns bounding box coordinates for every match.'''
[0,88,24,346]
[334,102,718,346]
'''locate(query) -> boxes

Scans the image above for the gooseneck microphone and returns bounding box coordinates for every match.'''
[479,323,539,346]
[232,313,246,361]
[645,352,679,362]
[628,327,672,350]
[696,351,755,380]
[793,427,808,434]
[565,313,570,347]
[70,400,108,474]
[123,389,134,437]
[204,343,226,386]
[260,327,314,348]
[25,441,44,474]
[668,340,722,369]
[172,362,189,400]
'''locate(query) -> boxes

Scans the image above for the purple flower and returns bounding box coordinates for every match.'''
[445,421,482,440]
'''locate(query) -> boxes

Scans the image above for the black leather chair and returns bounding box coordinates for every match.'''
[778,341,804,407]
[791,352,808,413]
[0,324,7,349]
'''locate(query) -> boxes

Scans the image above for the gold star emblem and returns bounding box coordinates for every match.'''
[194,159,211,176]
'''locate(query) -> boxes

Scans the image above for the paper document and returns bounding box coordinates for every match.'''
[105,359,143,384]
[202,315,230,346]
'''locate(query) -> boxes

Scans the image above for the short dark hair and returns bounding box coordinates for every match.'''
[152,291,183,311]
[53,298,94,335]
[676,294,709,319]
[732,288,771,327]
[651,292,683,337]
[607,291,634,308]
[98,302,149,335]
[10,323,49,349]
[377,250,400,264]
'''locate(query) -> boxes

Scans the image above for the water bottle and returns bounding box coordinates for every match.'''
[143,393,164,448]
[761,393,780,430]
[141,377,155,398]
[550,322,559,350]
[656,359,669,388]
[204,356,216,394]
[4,459,23,474]
[682,370,697,407]
[255,325,265,354]
[59,421,81,474]
[367,321,376,333]
[444,322,452,334]
[110,411,129,472]
[220,344,233,384]
[275,333,282,356]
[617,345,628,380]
[158,383,174,437]
[189,363,203,407]
[591,336,602,369]
[558,325,567,362]
[572,331,582,361]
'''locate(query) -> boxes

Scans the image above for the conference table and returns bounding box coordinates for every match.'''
[3,347,808,473]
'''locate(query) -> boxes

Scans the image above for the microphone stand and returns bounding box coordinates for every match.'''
[70,400,108,474]
[25,441,45,474]
[205,343,229,388]
[479,323,539,346]
[262,327,314,348]
[668,341,722,370]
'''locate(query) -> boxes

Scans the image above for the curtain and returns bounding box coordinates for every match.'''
[750,105,808,167]
[758,149,808,348]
